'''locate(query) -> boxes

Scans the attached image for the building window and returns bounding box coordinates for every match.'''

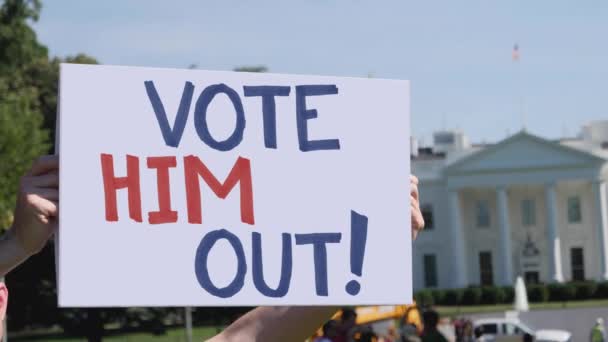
[567,196,582,223]
[570,247,585,281]
[479,251,494,286]
[423,254,438,287]
[521,199,536,226]
[476,200,490,228]
[421,204,434,230]
[524,271,539,285]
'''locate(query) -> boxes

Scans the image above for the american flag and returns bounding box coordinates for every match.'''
[512,44,520,62]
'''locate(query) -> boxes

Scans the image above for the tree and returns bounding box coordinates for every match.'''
[0,0,98,226]
[0,82,50,228]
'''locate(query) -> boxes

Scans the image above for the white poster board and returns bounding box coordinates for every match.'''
[58,64,411,307]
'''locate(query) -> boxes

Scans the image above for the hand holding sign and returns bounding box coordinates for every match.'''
[13,155,59,254]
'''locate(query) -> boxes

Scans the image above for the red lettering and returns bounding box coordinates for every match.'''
[147,156,178,224]
[184,156,254,225]
[100,154,142,222]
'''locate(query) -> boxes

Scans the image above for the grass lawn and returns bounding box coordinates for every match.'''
[10,326,222,342]
[436,299,608,318]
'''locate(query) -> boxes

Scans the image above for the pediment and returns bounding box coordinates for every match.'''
[446,131,604,174]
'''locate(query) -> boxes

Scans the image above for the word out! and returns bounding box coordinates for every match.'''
[145,81,341,152]
[194,211,368,298]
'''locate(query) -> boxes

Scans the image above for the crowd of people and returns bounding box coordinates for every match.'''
[313,307,450,342]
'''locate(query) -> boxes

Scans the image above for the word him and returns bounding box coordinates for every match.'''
[100,154,254,225]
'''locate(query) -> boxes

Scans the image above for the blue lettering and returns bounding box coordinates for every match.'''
[194,84,245,151]
[252,232,293,297]
[243,86,291,149]
[194,229,246,298]
[144,81,194,148]
[295,85,340,152]
[295,232,342,296]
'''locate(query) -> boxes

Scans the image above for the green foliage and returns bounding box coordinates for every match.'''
[574,281,597,300]
[0,90,49,227]
[0,0,47,75]
[443,289,464,306]
[430,281,605,307]
[596,282,608,299]
[431,289,446,305]
[414,289,434,307]
[461,287,482,305]
[0,0,98,227]
[501,286,515,303]
[480,286,505,305]
[527,284,549,303]
[547,283,576,302]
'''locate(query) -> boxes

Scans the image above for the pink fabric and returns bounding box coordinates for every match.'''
[0,282,7,340]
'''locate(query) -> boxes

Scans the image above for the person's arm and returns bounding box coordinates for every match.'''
[208,175,425,342]
[0,155,58,278]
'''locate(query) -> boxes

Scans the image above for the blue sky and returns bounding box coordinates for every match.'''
[33,1,608,145]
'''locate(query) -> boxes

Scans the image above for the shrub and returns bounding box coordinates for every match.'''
[431,289,446,305]
[414,290,434,307]
[444,289,464,306]
[527,284,549,303]
[573,282,597,300]
[596,282,608,299]
[547,283,576,302]
[461,287,482,306]
[481,286,506,305]
[501,286,515,304]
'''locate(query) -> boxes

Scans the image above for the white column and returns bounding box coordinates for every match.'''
[448,190,468,288]
[544,182,564,283]
[497,187,514,285]
[592,181,608,280]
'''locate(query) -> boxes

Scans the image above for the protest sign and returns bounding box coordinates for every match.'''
[57,64,411,306]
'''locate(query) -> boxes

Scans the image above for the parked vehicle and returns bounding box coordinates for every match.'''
[473,317,571,342]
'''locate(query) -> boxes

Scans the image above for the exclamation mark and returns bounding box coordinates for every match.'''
[346,210,368,295]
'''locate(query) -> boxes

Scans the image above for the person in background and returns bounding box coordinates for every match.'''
[591,318,606,342]
[314,320,339,342]
[400,304,422,337]
[460,320,474,342]
[334,308,359,342]
[0,155,425,341]
[420,310,447,342]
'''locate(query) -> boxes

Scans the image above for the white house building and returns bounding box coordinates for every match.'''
[412,121,608,290]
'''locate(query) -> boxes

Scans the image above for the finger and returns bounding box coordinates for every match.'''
[29,188,59,201]
[410,175,419,186]
[27,155,59,176]
[411,202,424,229]
[411,206,425,231]
[39,199,59,218]
[30,172,59,188]
[27,193,59,217]
[410,183,419,201]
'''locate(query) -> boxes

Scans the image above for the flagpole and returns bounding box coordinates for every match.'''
[185,307,193,342]
[513,43,526,131]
